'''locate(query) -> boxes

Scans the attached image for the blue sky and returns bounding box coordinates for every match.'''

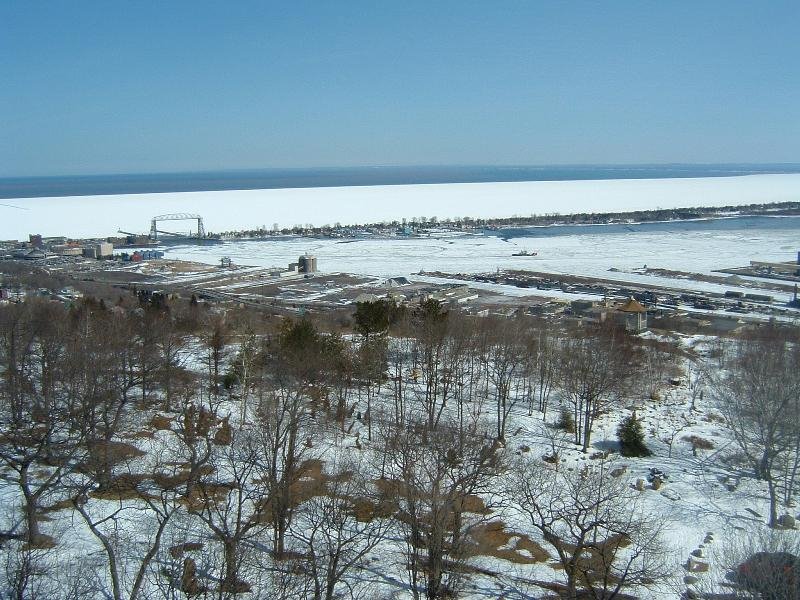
[1,1,798,176]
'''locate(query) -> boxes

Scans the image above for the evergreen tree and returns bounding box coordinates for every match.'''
[557,407,575,433]
[617,411,652,456]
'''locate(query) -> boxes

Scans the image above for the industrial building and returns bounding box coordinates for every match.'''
[298,254,318,273]
[120,249,165,262]
[83,242,113,259]
[52,245,83,256]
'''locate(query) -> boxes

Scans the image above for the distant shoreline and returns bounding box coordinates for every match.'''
[218,204,800,240]
[3,163,800,200]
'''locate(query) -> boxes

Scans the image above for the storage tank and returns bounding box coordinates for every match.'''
[298,254,318,273]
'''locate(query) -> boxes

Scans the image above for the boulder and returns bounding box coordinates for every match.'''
[686,557,710,573]
[779,514,796,529]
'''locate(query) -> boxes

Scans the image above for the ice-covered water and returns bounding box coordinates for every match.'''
[2,174,800,239]
[4,176,798,299]
[162,215,800,301]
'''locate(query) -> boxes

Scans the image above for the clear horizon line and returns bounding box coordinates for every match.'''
[3,161,800,181]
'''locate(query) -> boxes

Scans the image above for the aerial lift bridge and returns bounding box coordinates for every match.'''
[149,213,205,240]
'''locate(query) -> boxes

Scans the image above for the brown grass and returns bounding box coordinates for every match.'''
[149,414,174,430]
[169,542,204,559]
[153,464,215,490]
[455,494,489,515]
[23,534,57,550]
[128,429,156,439]
[546,533,631,585]
[702,412,726,424]
[683,435,715,450]
[90,473,150,501]
[469,521,550,564]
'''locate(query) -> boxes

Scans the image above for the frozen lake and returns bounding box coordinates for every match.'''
[2,173,800,239]
[3,175,798,300]
[160,215,800,301]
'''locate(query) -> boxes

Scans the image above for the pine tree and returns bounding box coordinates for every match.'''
[557,407,575,433]
[617,411,651,456]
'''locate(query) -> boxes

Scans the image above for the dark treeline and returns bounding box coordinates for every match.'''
[217,201,800,239]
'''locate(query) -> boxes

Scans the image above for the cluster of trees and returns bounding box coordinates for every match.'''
[712,326,800,528]
[0,289,795,598]
[0,297,388,598]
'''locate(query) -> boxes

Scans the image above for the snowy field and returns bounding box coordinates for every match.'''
[2,174,800,240]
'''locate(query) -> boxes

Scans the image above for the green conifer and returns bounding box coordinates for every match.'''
[617,411,652,456]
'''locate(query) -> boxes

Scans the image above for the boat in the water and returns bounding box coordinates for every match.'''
[512,250,538,256]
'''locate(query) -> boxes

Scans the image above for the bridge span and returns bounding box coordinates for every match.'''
[149,213,205,239]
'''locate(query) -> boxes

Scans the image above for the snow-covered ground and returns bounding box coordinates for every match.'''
[2,174,800,239]
[1,331,787,600]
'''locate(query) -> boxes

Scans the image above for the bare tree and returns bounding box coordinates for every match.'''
[252,388,314,558]
[385,420,504,599]
[638,338,679,401]
[66,393,193,600]
[483,316,527,440]
[188,428,269,594]
[356,336,387,441]
[202,313,231,399]
[557,325,634,452]
[326,334,355,432]
[61,305,145,493]
[0,301,81,546]
[523,318,558,419]
[686,358,707,413]
[509,457,670,600]
[229,321,259,427]
[70,486,178,600]
[411,299,456,432]
[2,541,58,600]
[713,329,800,527]
[387,335,414,427]
[290,456,391,600]
[151,310,188,412]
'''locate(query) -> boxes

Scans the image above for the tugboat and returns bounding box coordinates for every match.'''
[512,250,538,256]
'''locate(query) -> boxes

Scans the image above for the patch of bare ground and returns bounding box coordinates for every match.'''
[149,414,174,430]
[289,458,357,503]
[126,429,156,439]
[547,533,631,589]
[468,521,550,564]
[169,541,205,559]
[104,271,166,284]
[249,459,349,524]
[23,534,57,550]
[154,260,217,275]
[89,473,151,501]
[41,498,75,514]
